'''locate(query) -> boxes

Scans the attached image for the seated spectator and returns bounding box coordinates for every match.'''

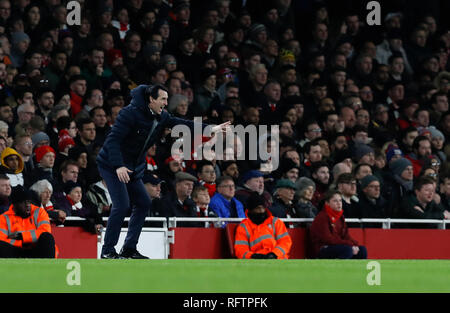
[29,179,66,225]
[294,177,318,218]
[405,135,433,177]
[358,175,389,220]
[54,129,75,172]
[209,175,245,219]
[53,180,103,234]
[220,161,239,182]
[28,145,56,187]
[399,176,450,227]
[383,157,414,217]
[0,174,11,214]
[234,192,292,259]
[310,161,331,208]
[142,172,164,217]
[0,147,25,187]
[0,185,56,258]
[440,175,450,213]
[85,179,112,217]
[269,179,297,218]
[54,160,79,193]
[309,190,368,259]
[196,160,217,198]
[31,131,50,150]
[235,170,272,209]
[160,171,199,227]
[336,173,360,218]
[191,185,219,227]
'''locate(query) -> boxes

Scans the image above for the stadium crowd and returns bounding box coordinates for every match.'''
[0,0,449,240]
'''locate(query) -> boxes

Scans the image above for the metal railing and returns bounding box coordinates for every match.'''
[63,217,450,229]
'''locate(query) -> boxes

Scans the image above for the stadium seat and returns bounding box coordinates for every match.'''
[225,223,238,258]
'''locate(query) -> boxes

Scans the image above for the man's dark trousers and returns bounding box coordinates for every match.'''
[98,165,151,255]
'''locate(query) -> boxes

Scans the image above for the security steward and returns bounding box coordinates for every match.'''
[0,185,57,258]
[234,192,292,259]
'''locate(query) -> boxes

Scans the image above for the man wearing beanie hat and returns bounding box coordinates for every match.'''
[358,175,388,220]
[29,145,56,186]
[31,131,50,149]
[383,157,414,217]
[386,146,403,165]
[235,170,272,209]
[353,143,375,166]
[234,192,292,259]
[294,177,318,218]
[0,185,56,258]
[269,179,296,218]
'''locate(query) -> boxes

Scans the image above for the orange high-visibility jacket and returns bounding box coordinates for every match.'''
[234,210,292,259]
[0,204,53,248]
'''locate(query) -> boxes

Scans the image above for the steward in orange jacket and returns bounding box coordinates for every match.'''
[234,192,292,259]
[0,186,57,258]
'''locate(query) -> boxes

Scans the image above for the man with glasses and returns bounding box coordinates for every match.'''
[358,175,388,221]
[0,0,11,24]
[209,175,244,220]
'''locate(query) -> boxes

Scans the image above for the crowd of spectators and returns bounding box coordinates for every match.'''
[0,0,449,234]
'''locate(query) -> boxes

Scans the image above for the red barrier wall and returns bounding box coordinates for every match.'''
[51,226,450,259]
[170,227,450,259]
[52,226,97,258]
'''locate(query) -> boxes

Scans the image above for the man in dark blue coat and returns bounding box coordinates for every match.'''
[97,84,229,259]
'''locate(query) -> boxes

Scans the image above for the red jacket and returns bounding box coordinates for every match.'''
[0,204,58,257]
[234,209,292,259]
[309,209,358,258]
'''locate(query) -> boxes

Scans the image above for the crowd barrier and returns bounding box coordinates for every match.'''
[52,217,450,259]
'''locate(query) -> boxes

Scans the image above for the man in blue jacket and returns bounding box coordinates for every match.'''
[97,84,229,258]
[209,176,245,226]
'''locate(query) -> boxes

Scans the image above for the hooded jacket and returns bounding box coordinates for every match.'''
[97,85,206,180]
[0,148,25,187]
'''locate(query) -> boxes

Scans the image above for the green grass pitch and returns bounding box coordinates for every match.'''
[1,259,449,293]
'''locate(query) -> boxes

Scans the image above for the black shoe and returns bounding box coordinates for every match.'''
[101,251,123,259]
[119,248,149,259]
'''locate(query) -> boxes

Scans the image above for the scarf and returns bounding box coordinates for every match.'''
[324,202,343,224]
[66,195,83,211]
[42,201,54,211]
[394,174,414,191]
[146,156,158,171]
[200,180,216,198]
[70,91,83,117]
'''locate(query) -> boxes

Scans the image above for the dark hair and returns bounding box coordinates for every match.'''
[144,84,168,101]
[76,117,94,130]
[311,160,329,174]
[412,135,430,152]
[197,160,214,174]
[414,175,436,191]
[336,173,355,185]
[0,173,9,180]
[56,115,73,132]
[60,159,79,174]
[303,139,321,155]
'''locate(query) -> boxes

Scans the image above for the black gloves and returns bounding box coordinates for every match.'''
[251,252,277,259]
